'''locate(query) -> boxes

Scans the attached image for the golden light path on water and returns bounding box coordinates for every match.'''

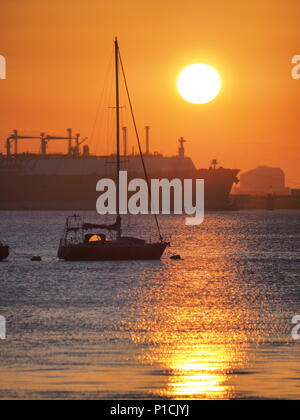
[1,213,300,400]
[121,214,298,400]
[128,261,252,400]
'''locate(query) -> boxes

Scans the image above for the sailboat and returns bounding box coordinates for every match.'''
[0,241,9,261]
[57,39,169,261]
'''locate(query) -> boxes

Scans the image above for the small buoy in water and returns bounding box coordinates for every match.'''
[31,256,42,262]
[171,255,181,260]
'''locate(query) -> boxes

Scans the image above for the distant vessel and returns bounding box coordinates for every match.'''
[57,39,169,261]
[0,137,239,210]
[0,242,9,261]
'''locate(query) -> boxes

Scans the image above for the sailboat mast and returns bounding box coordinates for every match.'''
[118,50,164,242]
[114,38,121,238]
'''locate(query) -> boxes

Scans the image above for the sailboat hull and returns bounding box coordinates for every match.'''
[0,246,9,261]
[58,242,168,261]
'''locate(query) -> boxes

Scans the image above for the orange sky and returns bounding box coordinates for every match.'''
[1,0,300,186]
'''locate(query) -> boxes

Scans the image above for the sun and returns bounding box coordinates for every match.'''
[177,64,221,104]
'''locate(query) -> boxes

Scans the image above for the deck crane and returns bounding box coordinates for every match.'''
[43,129,88,156]
[6,130,43,156]
[5,128,87,157]
[73,133,88,156]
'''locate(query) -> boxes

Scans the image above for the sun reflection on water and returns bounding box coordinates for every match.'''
[131,331,249,399]
[163,354,233,399]
[128,259,252,399]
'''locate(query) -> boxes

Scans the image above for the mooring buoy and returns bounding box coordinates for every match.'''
[31,256,42,262]
[170,255,181,260]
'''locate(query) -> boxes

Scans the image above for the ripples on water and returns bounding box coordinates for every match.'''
[0,211,300,400]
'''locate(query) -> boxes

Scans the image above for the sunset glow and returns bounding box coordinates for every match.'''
[1,1,300,187]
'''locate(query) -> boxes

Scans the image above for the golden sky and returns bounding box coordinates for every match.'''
[1,0,300,186]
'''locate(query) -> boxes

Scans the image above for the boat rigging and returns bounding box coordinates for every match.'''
[57,38,169,261]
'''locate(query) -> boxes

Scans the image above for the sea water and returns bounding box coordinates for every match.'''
[0,211,300,400]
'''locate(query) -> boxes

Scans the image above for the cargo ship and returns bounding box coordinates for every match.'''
[0,129,239,211]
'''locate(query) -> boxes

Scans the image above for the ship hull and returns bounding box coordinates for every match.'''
[0,170,239,211]
[58,242,168,261]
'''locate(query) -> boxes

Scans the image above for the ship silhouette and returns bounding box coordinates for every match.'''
[0,132,239,211]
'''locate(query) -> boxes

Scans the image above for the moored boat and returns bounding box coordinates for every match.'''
[0,242,9,261]
[57,215,168,261]
[57,38,169,261]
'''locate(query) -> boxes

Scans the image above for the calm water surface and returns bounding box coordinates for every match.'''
[0,211,300,400]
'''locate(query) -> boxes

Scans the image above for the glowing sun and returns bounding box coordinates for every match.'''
[177,64,221,104]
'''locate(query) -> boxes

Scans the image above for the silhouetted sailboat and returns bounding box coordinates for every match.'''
[57,38,169,261]
[0,241,9,261]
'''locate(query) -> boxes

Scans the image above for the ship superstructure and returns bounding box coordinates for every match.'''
[0,128,239,210]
